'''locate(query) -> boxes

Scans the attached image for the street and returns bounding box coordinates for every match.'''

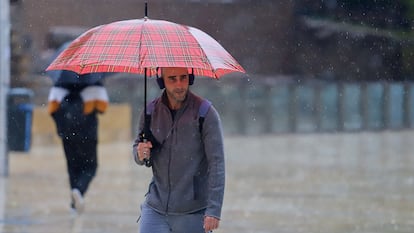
[2,131,414,233]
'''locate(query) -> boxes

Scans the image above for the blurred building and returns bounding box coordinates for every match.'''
[10,0,414,89]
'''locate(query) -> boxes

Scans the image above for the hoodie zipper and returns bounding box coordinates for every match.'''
[165,110,176,214]
[163,103,184,214]
[166,133,172,214]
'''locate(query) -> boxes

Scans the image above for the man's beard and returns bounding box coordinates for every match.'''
[168,88,187,102]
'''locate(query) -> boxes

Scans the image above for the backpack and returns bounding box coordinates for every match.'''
[54,91,96,139]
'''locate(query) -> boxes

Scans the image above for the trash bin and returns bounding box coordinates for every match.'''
[7,88,34,152]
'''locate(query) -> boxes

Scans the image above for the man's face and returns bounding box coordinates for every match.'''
[162,67,190,106]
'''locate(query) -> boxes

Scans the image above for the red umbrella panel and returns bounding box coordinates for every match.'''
[46,17,245,78]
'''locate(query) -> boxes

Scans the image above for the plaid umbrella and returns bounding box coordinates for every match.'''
[46,17,245,78]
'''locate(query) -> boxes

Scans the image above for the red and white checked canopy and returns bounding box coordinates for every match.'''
[46,18,245,78]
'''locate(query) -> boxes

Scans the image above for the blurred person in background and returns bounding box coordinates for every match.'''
[48,81,108,214]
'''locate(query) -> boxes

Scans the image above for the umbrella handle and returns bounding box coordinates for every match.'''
[141,138,152,167]
[139,131,152,167]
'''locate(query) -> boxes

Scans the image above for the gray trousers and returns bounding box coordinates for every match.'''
[139,202,205,233]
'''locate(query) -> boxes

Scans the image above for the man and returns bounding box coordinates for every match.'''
[132,67,225,233]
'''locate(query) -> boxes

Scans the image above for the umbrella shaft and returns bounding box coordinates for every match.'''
[144,68,147,118]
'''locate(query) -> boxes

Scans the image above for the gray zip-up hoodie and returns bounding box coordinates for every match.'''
[132,91,225,219]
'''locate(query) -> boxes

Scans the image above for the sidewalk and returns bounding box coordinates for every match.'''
[2,132,414,233]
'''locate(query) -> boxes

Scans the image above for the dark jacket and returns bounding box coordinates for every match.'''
[51,86,98,140]
[132,91,225,219]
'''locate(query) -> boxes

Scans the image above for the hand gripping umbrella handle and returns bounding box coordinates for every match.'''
[143,140,152,167]
[140,137,152,167]
[139,129,152,167]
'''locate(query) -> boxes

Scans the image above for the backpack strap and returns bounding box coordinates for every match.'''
[144,98,158,138]
[146,98,158,115]
[198,99,211,134]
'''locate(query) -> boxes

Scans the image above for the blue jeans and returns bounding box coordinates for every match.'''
[139,202,205,233]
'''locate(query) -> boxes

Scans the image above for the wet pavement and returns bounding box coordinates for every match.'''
[2,131,414,233]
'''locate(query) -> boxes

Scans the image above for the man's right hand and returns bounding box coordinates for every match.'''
[137,141,153,162]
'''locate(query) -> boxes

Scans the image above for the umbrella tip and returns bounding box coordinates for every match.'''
[145,2,148,17]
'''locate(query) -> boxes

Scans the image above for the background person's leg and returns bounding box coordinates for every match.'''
[62,138,77,191]
[75,139,98,195]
